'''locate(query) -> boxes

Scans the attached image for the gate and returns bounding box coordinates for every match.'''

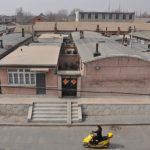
[62,77,77,97]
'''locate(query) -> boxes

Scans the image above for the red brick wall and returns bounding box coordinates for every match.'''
[0,68,58,96]
[81,56,150,96]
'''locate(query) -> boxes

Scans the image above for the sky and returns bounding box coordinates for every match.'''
[0,0,150,15]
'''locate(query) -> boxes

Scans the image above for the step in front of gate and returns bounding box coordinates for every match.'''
[28,101,82,124]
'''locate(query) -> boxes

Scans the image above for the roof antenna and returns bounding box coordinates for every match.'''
[108,0,111,12]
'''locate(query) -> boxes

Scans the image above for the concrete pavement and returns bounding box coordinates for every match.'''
[0,94,150,105]
[0,125,149,150]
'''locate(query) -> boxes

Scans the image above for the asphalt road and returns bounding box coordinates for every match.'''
[0,125,149,150]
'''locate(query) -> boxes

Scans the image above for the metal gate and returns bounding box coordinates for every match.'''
[62,77,77,97]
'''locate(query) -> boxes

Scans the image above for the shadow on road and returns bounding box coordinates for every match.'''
[83,143,124,149]
[109,143,125,149]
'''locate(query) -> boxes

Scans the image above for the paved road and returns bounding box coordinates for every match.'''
[0,125,149,150]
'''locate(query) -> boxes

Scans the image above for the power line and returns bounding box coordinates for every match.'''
[1,85,150,96]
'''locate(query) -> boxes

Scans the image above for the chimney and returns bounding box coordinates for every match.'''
[124,37,128,46]
[96,25,99,32]
[0,40,3,48]
[22,28,25,37]
[148,44,150,50]
[54,23,57,33]
[80,31,84,39]
[105,27,108,36]
[117,26,120,35]
[122,34,125,44]
[93,43,101,57]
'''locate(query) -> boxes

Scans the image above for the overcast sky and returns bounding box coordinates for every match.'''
[0,0,150,15]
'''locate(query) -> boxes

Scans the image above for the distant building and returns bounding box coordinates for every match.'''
[75,11,135,22]
[31,13,49,24]
[0,15,16,24]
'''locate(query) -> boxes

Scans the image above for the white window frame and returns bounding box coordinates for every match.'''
[7,68,36,86]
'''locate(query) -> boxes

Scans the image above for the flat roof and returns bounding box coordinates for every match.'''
[0,45,61,67]
[34,22,150,32]
[0,33,32,49]
[30,33,64,46]
[79,11,135,14]
[71,31,150,63]
[38,33,68,39]
[132,31,150,40]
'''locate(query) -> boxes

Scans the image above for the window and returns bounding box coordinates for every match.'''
[14,73,19,84]
[116,14,119,20]
[88,13,91,19]
[25,74,30,84]
[109,14,112,19]
[8,74,13,84]
[8,69,36,85]
[129,14,133,20]
[102,14,105,19]
[95,13,98,19]
[81,14,84,19]
[123,14,126,20]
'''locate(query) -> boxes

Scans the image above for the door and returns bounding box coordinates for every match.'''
[0,80,1,94]
[62,77,77,97]
[36,73,46,94]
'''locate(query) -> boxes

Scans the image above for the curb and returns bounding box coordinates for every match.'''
[0,123,150,127]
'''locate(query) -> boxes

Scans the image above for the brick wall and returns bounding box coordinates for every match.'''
[81,56,150,97]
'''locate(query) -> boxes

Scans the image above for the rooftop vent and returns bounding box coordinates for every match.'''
[22,28,25,37]
[146,44,150,52]
[96,25,99,31]
[54,23,57,33]
[0,40,3,48]
[93,43,101,57]
[80,31,84,39]
[124,37,128,46]
[99,40,105,43]
[148,44,150,50]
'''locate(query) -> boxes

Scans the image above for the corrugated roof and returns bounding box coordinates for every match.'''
[0,45,60,67]
[71,31,150,63]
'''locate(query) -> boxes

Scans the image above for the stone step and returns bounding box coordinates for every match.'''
[71,114,78,118]
[34,107,67,111]
[33,111,78,116]
[34,102,67,104]
[34,104,67,107]
[33,111,67,115]
[33,114,67,118]
[71,104,78,107]
[71,108,78,111]
[29,101,82,124]
[32,117,67,122]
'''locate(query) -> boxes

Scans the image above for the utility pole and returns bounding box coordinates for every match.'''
[108,0,111,12]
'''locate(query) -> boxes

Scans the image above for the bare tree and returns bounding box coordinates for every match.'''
[45,12,56,21]
[16,7,24,24]
[16,7,34,24]
[56,9,68,21]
